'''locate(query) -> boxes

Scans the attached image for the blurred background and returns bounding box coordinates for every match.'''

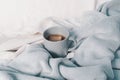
[0,0,110,36]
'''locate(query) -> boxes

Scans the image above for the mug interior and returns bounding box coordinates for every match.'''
[43,27,69,41]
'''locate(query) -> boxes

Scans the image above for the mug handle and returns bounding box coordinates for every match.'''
[68,37,77,52]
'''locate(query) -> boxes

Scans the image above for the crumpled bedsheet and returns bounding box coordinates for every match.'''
[97,0,120,16]
[0,11,119,80]
[0,0,120,80]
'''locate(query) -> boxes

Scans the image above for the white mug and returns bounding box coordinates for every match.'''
[43,27,77,58]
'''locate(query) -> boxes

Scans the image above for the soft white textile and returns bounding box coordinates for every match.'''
[0,34,43,65]
[0,0,95,37]
[97,0,120,16]
[39,11,120,79]
[0,10,119,80]
[0,34,43,51]
[97,0,120,70]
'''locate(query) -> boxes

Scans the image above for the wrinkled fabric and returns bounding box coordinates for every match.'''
[0,10,119,80]
[0,0,120,79]
[97,0,120,16]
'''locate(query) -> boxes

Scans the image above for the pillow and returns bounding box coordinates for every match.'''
[0,0,95,37]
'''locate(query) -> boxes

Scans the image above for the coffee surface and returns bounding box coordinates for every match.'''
[47,34,65,41]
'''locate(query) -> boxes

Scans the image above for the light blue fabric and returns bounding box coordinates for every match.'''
[0,0,120,80]
[97,0,120,16]
[8,44,76,80]
[97,0,120,79]
[0,12,119,80]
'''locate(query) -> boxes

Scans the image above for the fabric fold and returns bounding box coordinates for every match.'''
[0,0,120,79]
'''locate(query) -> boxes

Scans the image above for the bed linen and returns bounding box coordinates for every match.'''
[97,0,120,16]
[0,0,120,79]
[0,33,43,65]
[97,0,120,79]
[0,10,119,80]
[0,0,95,37]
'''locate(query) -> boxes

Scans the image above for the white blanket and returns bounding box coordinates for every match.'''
[0,10,119,80]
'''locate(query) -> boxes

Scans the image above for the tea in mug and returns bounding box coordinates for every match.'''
[47,34,65,41]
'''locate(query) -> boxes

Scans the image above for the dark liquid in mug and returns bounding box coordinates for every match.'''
[47,34,65,41]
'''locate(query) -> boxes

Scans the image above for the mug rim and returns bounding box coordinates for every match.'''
[43,27,69,42]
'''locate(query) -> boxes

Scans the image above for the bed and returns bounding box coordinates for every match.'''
[0,0,120,80]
